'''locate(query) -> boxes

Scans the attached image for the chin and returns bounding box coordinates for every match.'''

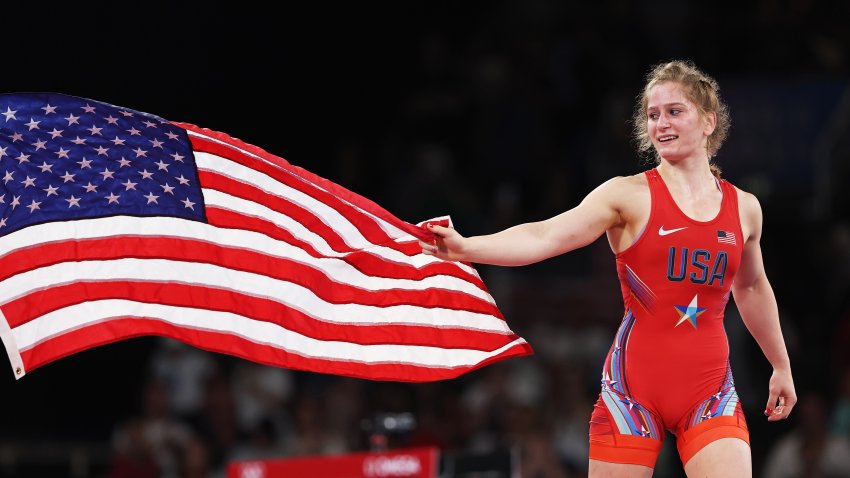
[656,151,686,163]
[654,143,675,155]
[653,145,676,157]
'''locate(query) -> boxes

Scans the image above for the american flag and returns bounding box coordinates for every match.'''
[717,229,737,245]
[0,92,531,382]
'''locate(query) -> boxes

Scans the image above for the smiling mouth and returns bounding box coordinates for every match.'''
[658,135,678,143]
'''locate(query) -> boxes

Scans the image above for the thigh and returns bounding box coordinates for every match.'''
[674,372,749,464]
[589,459,654,478]
[683,437,751,478]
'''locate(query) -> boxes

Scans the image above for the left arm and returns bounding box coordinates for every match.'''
[731,191,797,421]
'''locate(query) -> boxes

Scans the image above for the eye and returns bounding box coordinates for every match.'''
[670,108,681,116]
[648,112,659,120]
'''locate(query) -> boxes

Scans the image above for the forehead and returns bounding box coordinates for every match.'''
[646,82,692,109]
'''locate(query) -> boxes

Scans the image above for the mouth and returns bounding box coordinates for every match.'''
[658,135,678,143]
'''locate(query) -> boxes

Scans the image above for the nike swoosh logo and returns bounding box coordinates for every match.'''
[658,226,688,236]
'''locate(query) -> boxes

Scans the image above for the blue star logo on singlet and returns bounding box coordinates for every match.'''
[674,294,706,328]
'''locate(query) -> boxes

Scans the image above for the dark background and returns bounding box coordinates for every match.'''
[1,1,849,477]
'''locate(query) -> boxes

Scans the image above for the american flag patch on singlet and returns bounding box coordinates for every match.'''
[717,230,737,245]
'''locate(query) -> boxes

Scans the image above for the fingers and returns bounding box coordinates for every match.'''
[420,224,464,259]
[765,394,795,421]
[764,393,779,419]
[420,224,453,256]
[427,224,453,237]
[770,397,787,421]
[418,240,438,255]
[772,395,796,421]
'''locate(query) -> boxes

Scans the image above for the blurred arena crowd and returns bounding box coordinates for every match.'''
[3,1,850,477]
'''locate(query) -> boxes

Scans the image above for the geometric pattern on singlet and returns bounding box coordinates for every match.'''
[624,264,657,314]
[600,310,662,439]
[684,363,740,429]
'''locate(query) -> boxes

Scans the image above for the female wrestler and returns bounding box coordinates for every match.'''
[420,60,796,477]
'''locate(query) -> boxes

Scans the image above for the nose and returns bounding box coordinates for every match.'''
[657,112,670,129]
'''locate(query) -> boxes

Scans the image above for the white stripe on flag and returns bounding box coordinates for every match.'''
[0,217,493,304]
[0,258,510,332]
[188,129,412,240]
[197,152,372,250]
[197,152,482,277]
[0,308,24,379]
[14,300,527,369]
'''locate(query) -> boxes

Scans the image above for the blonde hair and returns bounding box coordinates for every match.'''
[632,60,730,177]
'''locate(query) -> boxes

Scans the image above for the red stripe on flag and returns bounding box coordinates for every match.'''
[4,282,514,350]
[0,237,501,325]
[185,127,429,245]
[21,318,532,382]
[199,170,354,253]
[206,207,488,287]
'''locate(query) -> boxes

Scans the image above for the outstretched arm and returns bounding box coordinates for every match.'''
[419,177,625,266]
[732,192,796,422]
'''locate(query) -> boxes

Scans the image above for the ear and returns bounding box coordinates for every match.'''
[703,111,717,136]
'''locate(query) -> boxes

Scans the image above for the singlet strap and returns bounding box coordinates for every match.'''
[643,169,663,210]
[718,179,744,245]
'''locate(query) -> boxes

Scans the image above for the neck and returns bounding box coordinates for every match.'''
[656,157,717,191]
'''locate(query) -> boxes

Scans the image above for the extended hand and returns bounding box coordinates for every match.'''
[419,224,468,261]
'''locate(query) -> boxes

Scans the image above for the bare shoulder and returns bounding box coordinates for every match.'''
[732,185,762,220]
[600,173,649,209]
[594,173,648,198]
[588,173,649,227]
[732,185,763,240]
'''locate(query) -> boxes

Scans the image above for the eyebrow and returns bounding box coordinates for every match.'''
[646,102,688,110]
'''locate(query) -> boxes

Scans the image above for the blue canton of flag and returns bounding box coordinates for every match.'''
[0,93,205,236]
